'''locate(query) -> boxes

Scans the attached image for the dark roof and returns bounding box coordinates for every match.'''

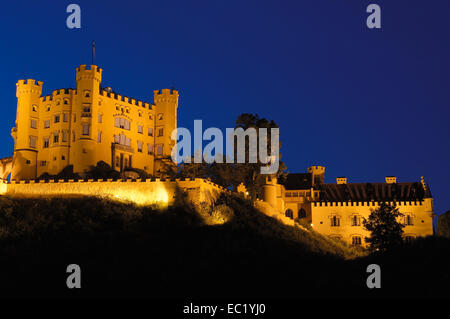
[317,182,431,202]
[281,173,313,190]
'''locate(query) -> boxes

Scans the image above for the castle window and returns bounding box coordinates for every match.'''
[64,99,68,105]
[84,90,90,98]
[138,125,143,134]
[63,113,69,122]
[83,106,91,113]
[156,144,163,156]
[405,215,414,226]
[147,144,153,155]
[62,130,68,142]
[54,115,60,123]
[351,215,361,226]
[138,112,142,117]
[157,128,164,137]
[352,236,362,246]
[285,209,294,219]
[73,114,76,122]
[137,141,143,153]
[47,106,51,111]
[124,157,128,168]
[72,132,75,142]
[331,215,340,227]
[53,133,59,143]
[44,120,50,128]
[98,114,102,123]
[157,113,163,120]
[26,160,31,165]
[97,131,102,142]
[29,136,37,149]
[148,127,153,137]
[298,208,307,219]
[114,134,131,146]
[56,100,60,106]
[82,124,90,136]
[149,114,153,120]
[40,161,47,166]
[62,155,65,160]
[43,137,49,148]
[115,156,120,167]
[292,192,298,197]
[126,109,130,114]
[30,119,37,129]
[115,117,130,130]
[285,192,291,197]
[32,105,37,112]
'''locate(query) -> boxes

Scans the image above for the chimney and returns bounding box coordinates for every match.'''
[336,177,347,184]
[385,176,397,184]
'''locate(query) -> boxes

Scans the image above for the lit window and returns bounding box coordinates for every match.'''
[158,128,164,137]
[82,124,89,136]
[63,113,69,122]
[137,141,143,152]
[30,119,37,129]
[331,216,340,227]
[147,144,153,155]
[285,192,291,197]
[44,120,50,128]
[138,125,143,134]
[29,136,37,148]
[351,215,361,226]
[157,145,163,156]
[148,127,153,137]
[62,131,68,142]
[97,131,102,142]
[405,215,414,226]
[352,236,362,246]
[43,137,49,148]
[98,114,102,123]
[54,115,60,123]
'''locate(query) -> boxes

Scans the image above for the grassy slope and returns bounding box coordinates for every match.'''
[0,194,449,298]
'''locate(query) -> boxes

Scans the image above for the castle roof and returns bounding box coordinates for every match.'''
[281,173,313,190]
[317,182,432,202]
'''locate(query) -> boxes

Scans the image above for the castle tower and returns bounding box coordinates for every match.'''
[70,65,103,173]
[263,176,278,210]
[152,88,178,173]
[11,79,43,180]
[307,165,325,186]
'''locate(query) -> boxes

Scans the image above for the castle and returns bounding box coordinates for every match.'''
[0,64,435,246]
[9,64,177,180]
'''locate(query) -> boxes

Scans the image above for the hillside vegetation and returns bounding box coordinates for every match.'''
[0,193,448,298]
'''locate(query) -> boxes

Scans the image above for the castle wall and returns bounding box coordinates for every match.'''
[311,199,434,245]
[0,178,225,207]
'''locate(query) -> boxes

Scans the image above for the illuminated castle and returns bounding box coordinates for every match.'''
[0,64,435,246]
[260,166,435,245]
[9,65,177,180]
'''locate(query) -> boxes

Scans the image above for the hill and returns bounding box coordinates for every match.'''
[0,193,449,298]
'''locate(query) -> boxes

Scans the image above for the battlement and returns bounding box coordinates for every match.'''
[76,64,102,82]
[307,165,325,174]
[76,64,102,73]
[154,89,179,104]
[16,79,44,97]
[312,200,424,207]
[100,90,152,109]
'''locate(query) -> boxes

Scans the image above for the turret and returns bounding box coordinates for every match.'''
[11,79,43,180]
[71,65,103,173]
[263,176,278,209]
[153,88,178,159]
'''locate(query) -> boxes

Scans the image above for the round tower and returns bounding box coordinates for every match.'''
[11,79,43,180]
[263,176,278,209]
[70,65,102,174]
[152,88,179,172]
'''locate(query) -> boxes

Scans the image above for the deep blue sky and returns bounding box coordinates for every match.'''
[0,0,449,215]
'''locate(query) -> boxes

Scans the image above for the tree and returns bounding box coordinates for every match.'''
[85,161,120,180]
[363,202,405,252]
[437,211,450,238]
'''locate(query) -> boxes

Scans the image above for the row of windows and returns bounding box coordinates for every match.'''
[330,235,416,245]
[114,106,162,121]
[285,191,319,198]
[328,215,415,227]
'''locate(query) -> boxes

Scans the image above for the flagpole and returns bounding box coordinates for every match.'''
[92,41,95,65]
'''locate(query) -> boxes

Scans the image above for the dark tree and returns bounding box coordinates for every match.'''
[437,210,450,238]
[363,202,405,252]
[85,161,120,179]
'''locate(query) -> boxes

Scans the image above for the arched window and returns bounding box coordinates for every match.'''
[298,208,307,219]
[285,209,293,219]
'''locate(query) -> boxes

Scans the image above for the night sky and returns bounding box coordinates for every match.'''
[0,0,448,216]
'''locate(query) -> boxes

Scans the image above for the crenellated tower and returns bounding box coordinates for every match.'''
[11,79,43,180]
[70,65,103,173]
